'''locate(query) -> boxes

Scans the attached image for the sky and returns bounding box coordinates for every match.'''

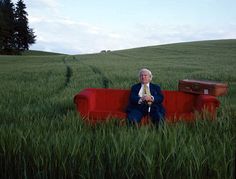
[12,0,236,54]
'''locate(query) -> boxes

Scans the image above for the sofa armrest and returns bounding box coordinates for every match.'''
[74,89,96,117]
[195,95,220,117]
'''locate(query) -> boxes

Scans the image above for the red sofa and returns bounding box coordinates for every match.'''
[74,88,220,124]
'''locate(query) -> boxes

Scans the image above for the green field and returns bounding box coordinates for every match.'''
[0,39,235,178]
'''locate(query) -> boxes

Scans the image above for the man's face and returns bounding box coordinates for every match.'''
[140,72,151,84]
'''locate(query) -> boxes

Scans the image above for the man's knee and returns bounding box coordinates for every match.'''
[128,114,141,123]
[150,112,165,123]
[127,110,143,123]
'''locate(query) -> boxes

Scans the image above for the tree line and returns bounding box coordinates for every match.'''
[0,0,36,55]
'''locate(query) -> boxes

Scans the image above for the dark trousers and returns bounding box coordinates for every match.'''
[127,104,164,125]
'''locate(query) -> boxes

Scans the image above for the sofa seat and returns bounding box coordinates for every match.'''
[89,110,127,120]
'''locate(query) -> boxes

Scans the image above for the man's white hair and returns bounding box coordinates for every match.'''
[139,68,153,80]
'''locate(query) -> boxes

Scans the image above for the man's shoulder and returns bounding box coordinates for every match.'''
[150,83,161,89]
[131,83,141,89]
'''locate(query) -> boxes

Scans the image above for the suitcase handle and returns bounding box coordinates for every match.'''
[191,83,200,90]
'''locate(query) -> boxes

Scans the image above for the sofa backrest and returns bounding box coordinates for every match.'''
[162,90,197,113]
[85,88,198,113]
[90,88,130,111]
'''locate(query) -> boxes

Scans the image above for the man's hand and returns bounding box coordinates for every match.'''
[141,95,154,103]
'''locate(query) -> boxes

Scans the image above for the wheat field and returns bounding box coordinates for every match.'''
[0,40,235,178]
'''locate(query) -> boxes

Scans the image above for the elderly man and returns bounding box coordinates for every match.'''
[126,68,165,125]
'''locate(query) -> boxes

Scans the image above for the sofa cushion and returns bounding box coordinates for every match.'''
[166,112,195,122]
[89,110,127,120]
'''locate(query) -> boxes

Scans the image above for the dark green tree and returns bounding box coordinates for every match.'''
[0,1,4,51]
[15,0,36,52]
[0,0,36,55]
[0,0,16,54]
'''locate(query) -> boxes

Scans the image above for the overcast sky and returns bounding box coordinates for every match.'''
[12,0,236,54]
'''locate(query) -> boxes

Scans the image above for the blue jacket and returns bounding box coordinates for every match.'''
[126,83,165,116]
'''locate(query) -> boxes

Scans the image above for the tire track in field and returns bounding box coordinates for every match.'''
[26,55,75,118]
[62,56,73,87]
[88,65,113,88]
[72,57,113,88]
[48,55,73,96]
[44,56,72,97]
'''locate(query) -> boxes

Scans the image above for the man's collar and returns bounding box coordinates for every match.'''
[141,83,150,87]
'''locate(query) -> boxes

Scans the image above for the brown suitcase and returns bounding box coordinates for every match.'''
[178,79,228,96]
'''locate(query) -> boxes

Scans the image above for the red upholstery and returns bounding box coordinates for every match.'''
[74,88,220,124]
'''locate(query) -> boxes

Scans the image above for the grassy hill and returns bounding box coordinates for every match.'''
[22,50,66,56]
[0,39,235,178]
[74,39,236,106]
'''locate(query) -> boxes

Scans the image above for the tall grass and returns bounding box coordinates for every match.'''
[0,40,235,178]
